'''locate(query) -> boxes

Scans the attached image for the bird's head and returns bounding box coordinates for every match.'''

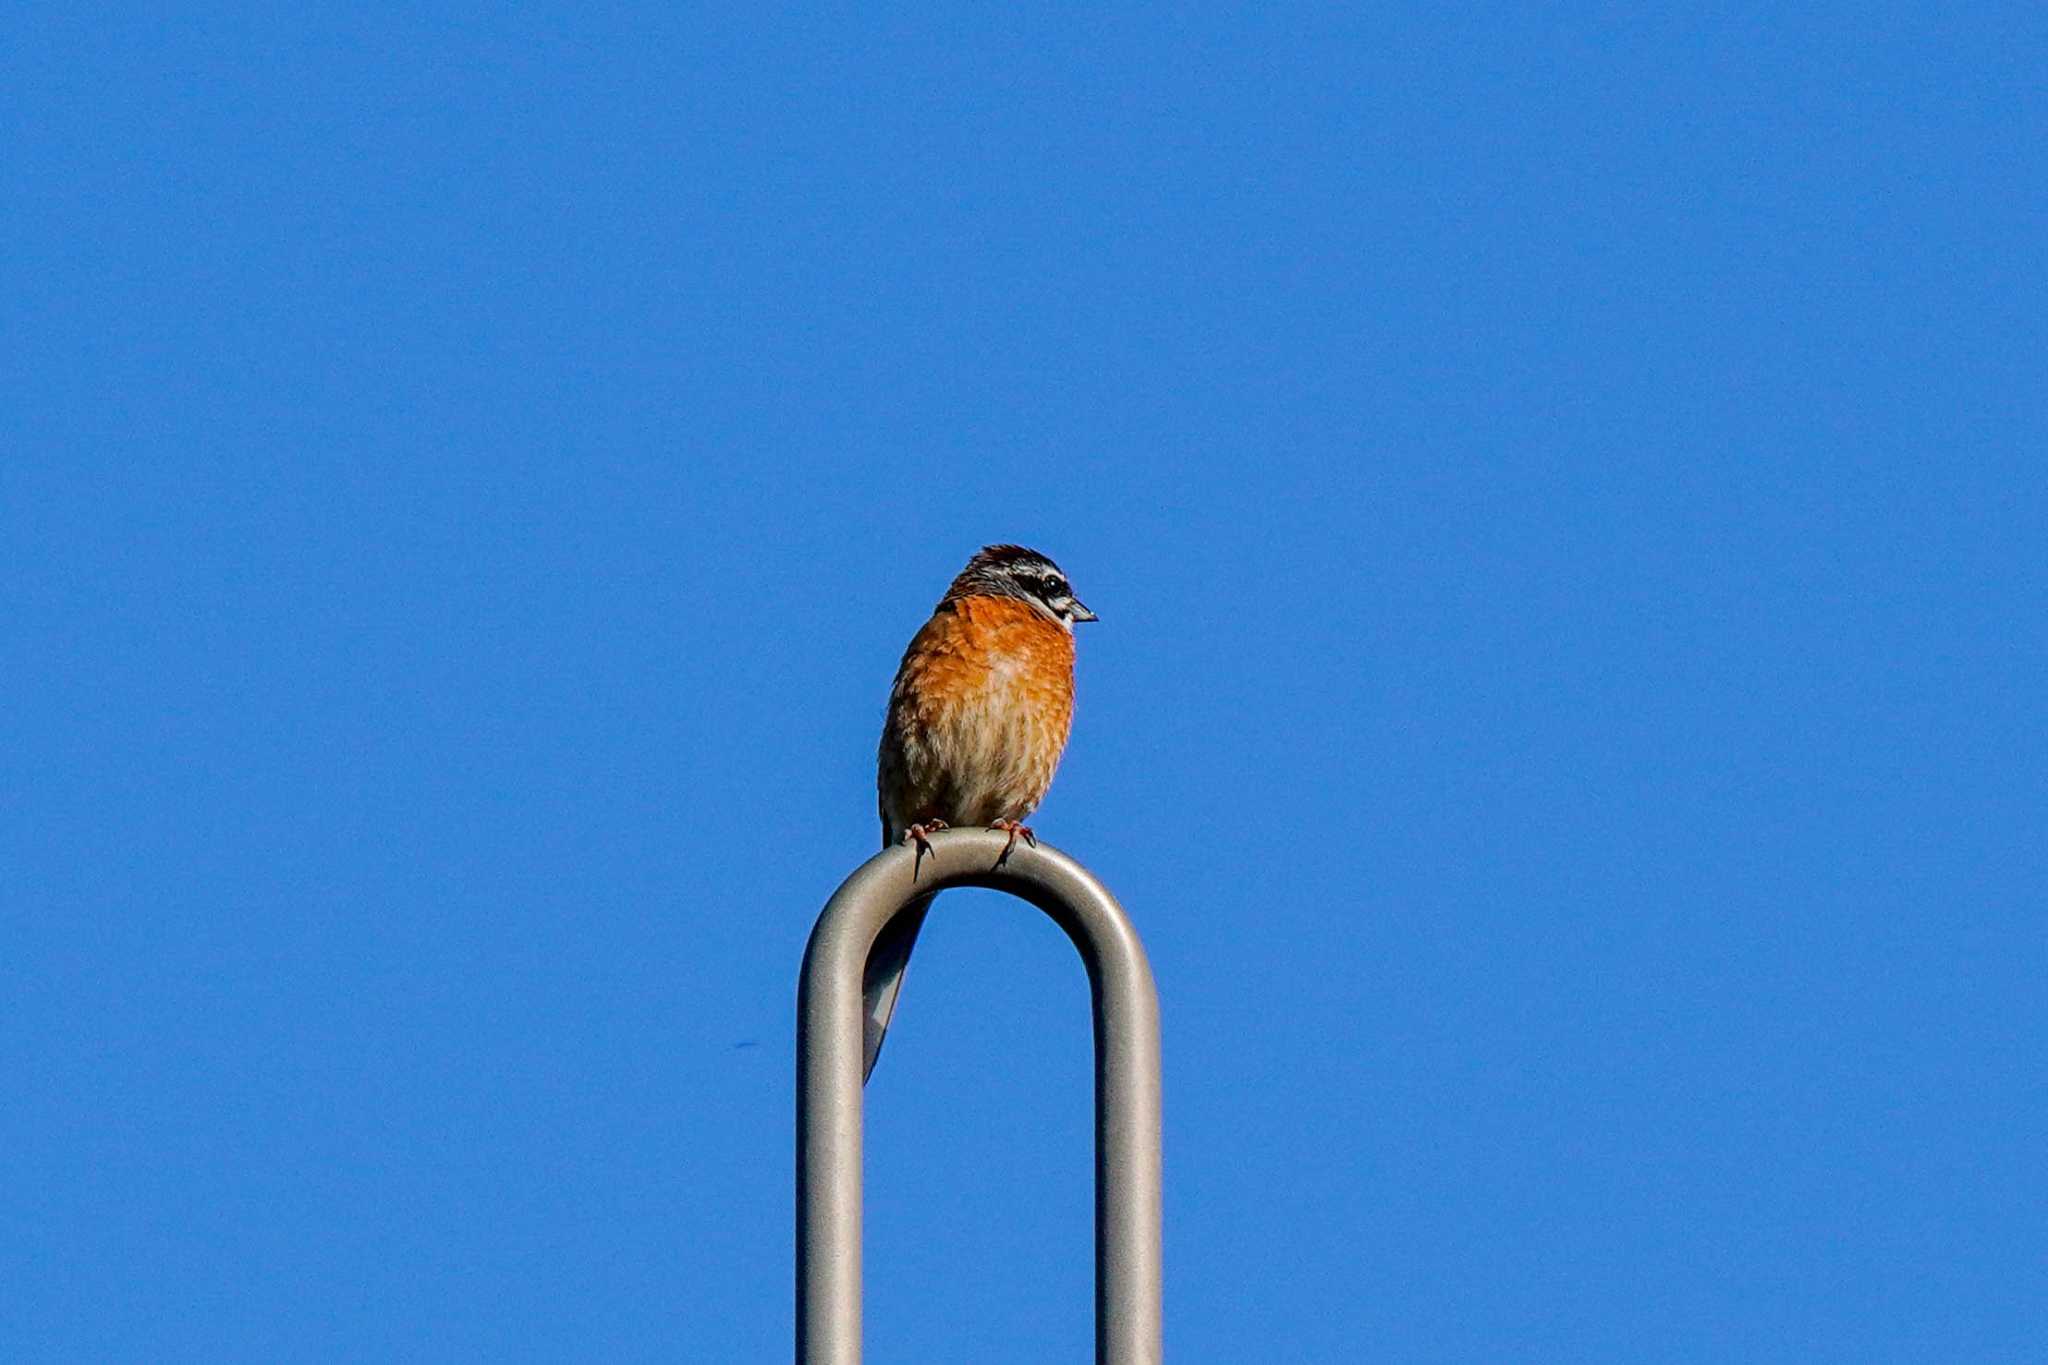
[943,544,1098,630]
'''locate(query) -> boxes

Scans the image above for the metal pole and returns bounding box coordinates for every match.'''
[797,828,1162,1364]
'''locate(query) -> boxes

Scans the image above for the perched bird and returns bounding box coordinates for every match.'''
[864,544,1098,1081]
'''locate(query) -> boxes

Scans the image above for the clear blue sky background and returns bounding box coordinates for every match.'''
[5,5,2043,1361]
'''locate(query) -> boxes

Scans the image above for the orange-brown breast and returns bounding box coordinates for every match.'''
[878,595,1077,843]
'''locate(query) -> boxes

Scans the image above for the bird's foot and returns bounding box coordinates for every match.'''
[991,819,1037,866]
[901,820,949,878]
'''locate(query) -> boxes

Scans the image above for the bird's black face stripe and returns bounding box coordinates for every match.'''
[1018,569,1065,602]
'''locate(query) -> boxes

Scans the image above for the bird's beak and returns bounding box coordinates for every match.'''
[1070,599,1099,623]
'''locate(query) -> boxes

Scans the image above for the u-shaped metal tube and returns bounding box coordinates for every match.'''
[796,828,1162,1364]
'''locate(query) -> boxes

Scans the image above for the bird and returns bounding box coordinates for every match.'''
[863,544,1098,1081]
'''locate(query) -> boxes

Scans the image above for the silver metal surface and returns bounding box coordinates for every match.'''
[797,828,1162,1364]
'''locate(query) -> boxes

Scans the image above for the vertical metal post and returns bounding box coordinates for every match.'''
[797,828,1162,1364]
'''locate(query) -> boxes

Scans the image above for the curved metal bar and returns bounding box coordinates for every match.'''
[797,828,1162,1364]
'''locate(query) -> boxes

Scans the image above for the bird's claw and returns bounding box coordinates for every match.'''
[991,819,1037,866]
[902,820,948,879]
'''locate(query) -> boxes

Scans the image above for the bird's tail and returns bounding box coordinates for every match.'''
[861,891,936,1083]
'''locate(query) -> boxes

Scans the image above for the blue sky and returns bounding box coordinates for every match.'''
[5,5,2043,1361]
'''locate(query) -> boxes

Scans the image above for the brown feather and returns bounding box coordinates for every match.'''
[877,595,1076,846]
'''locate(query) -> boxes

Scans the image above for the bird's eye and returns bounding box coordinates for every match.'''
[1044,576,1067,597]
